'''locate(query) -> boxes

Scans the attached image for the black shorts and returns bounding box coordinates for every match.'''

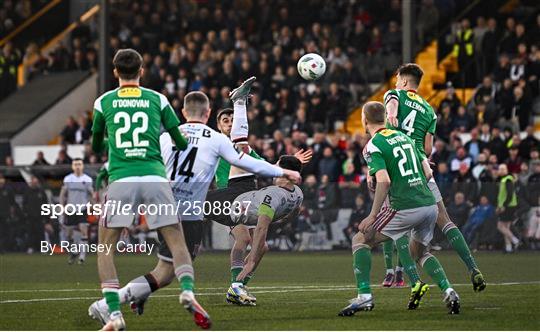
[204,175,257,227]
[64,214,88,226]
[499,206,517,222]
[157,221,203,262]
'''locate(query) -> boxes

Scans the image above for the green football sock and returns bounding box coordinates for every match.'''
[421,254,452,291]
[231,267,243,283]
[175,265,194,292]
[395,236,420,286]
[396,258,402,268]
[102,289,120,313]
[382,240,394,270]
[445,226,479,272]
[242,272,254,285]
[353,247,372,294]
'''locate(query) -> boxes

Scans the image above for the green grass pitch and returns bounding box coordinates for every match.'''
[1,251,539,330]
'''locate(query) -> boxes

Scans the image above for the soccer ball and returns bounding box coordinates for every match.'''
[297,53,326,80]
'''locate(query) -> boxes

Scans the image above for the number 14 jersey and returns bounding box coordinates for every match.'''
[363,128,435,210]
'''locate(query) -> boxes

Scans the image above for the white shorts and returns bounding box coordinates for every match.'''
[428,178,443,203]
[100,175,179,230]
[375,204,438,246]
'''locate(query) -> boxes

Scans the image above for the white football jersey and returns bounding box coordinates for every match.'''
[160,122,282,221]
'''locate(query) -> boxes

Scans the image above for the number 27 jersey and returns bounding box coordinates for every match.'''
[363,128,435,210]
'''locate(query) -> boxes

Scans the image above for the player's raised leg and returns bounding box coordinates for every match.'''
[433,181,486,292]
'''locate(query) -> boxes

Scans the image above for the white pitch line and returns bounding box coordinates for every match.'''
[1,281,540,304]
[2,280,540,294]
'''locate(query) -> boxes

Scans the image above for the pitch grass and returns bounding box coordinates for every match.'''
[1,251,539,330]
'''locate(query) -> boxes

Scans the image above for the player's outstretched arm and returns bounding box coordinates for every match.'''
[237,214,272,281]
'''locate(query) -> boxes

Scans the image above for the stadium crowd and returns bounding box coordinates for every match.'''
[1,1,539,253]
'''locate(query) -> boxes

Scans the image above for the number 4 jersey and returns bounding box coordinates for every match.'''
[160,122,283,221]
[363,128,435,210]
[92,86,180,182]
[384,89,437,158]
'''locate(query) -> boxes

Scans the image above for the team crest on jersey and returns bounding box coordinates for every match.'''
[118,87,142,98]
[378,129,395,137]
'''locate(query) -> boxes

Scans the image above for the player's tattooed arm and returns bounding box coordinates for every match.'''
[237,214,271,281]
[359,170,390,233]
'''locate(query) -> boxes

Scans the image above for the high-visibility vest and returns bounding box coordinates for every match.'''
[497,175,518,208]
[453,29,474,57]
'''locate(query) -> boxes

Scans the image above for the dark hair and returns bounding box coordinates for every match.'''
[397,63,424,86]
[278,155,302,173]
[72,158,83,162]
[113,49,143,80]
[216,108,233,121]
[362,101,386,124]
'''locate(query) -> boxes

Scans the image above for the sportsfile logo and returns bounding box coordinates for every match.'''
[40,200,252,219]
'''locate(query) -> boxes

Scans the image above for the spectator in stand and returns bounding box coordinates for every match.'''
[481,18,499,75]
[338,161,361,208]
[493,54,511,83]
[435,162,453,201]
[450,147,472,174]
[465,128,485,162]
[60,116,79,144]
[452,163,478,203]
[496,164,520,253]
[462,195,496,246]
[472,153,488,180]
[416,0,439,47]
[301,174,318,210]
[75,115,91,144]
[488,126,508,162]
[439,83,462,115]
[520,126,539,159]
[4,155,14,166]
[506,145,523,175]
[343,195,369,244]
[453,18,475,86]
[318,146,340,182]
[0,42,22,100]
[55,149,72,165]
[511,85,532,130]
[33,151,49,166]
[451,105,474,132]
[447,192,472,228]
[317,174,338,240]
[22,176,49,253]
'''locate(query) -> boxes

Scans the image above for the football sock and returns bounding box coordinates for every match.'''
[101,279,120,313]
[444,224,479,272]
[352,245,372,294]
[231,267,243,284]
[231,99,249,142]
[420,253,452,291]
[395,236,420,286]
[175,264,194,292]
[243,272,254,285]
[382,240,394,271]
